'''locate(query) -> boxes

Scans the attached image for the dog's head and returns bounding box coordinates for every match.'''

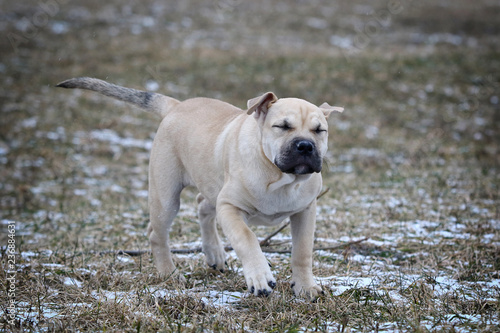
[247,92,343,175]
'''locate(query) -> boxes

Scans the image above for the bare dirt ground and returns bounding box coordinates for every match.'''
[1,0,499,331]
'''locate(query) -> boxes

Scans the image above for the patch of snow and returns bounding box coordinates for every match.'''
[201,290,246,307]
[135,190,149,198]
[42,263,66,269]
[63,277,83,288]
[145,80,159,91]
[73,189,87,196]
[74,129,153,150]
[21,117,38,128]
[51,21,70,34]
[117,256,135,264]
[329,35,353,49]
[306,17,328,30]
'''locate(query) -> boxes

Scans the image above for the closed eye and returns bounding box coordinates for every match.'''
[272,121,293,131]
[314,125,327,134]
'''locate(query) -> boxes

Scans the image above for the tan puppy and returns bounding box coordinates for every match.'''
[57,77,343,300]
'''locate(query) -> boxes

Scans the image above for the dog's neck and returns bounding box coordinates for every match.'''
[267,173,312,192]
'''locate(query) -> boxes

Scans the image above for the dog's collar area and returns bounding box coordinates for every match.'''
[267,173,296,192]
[267,172,313,192]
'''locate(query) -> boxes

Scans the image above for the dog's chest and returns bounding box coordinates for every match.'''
[246,184,317,226]
[246,211,291,227]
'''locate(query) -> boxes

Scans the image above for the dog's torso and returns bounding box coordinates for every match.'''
[152,97,322,227]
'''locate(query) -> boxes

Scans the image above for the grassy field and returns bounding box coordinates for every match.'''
[1,0,499,331]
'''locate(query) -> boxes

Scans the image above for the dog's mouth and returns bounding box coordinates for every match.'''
[283,163,319,175]
[274,138,323,175]
[276,158,322,175]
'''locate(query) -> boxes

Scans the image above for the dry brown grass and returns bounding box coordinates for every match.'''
[1,0,499,331]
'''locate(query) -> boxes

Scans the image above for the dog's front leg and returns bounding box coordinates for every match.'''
[216,203,276,296]
[290,200,322,300]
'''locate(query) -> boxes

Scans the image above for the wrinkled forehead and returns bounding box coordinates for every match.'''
[268,98,326,124]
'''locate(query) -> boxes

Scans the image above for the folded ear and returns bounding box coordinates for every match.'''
[247,92,278,119]
[319,102,344,119]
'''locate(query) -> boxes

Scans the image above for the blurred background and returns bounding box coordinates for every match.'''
[1,0,499,239]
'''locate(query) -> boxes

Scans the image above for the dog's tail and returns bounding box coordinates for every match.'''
[56,77,180,118]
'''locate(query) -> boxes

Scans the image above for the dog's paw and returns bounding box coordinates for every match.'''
[249,279,276,297]
[248,281,276,296]
[204,244,227,273]
[290,281,323,301]
[245,265,276,296]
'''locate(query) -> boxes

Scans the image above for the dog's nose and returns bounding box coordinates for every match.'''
[296,140,314,155]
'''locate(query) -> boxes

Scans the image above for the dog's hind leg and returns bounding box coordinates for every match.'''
[196,194,226,272]
[147,191,183,281]
[147,150,185,281]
